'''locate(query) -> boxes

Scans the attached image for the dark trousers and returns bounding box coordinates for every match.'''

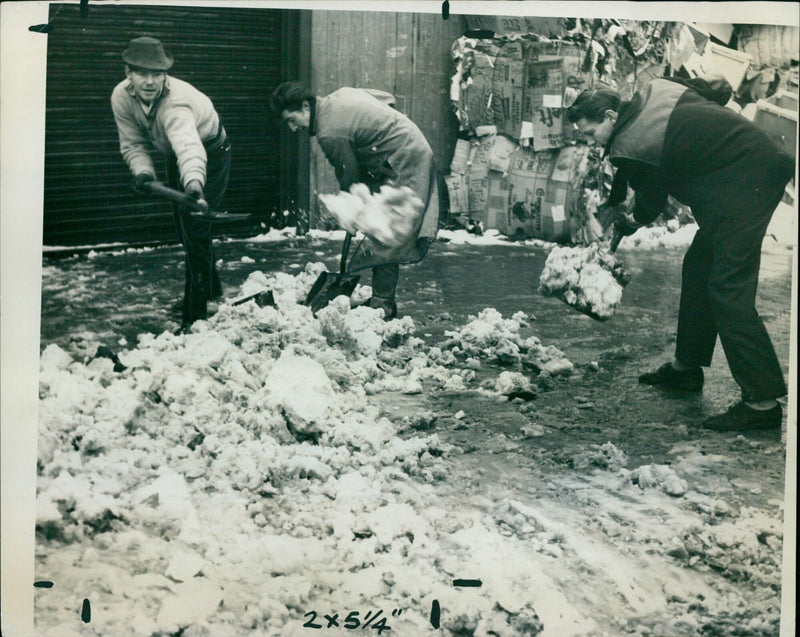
[166,138,231,324]
[674,190,787,402]
[368,237,432,300]
[371,263,399,299]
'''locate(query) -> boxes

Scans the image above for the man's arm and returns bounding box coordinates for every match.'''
[161,105,208,189]
[613,158,669,225]
[110,88,156,178]
[317,135,361,191]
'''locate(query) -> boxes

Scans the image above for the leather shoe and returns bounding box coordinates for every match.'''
[701,402,782,431]
[174,322,193,335]
[639,363,703,392]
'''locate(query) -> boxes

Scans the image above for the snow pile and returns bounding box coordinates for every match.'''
[627,463,689,497]
[245,225,300,243]
[437,228,512,246]
[35,266,582,636]
[618,220,698,250]
[677,506,783,586]
[320,183,423,248]
[572,441,629,471]
[538,244,631,320]
[494,371,535,397]
[441,308,573,376]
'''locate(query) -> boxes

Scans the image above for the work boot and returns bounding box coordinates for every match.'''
[174,321,193,336]
[701,402,782,431]
[639,363,703,392]
[365,296,397,321]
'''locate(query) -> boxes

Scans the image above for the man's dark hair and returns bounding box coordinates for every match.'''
[270,81,315,114]
[566,86,621,123]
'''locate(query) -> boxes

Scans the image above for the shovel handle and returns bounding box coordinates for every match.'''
[339,232,352,274]
[609,227,623,253]
[142,181,206,213]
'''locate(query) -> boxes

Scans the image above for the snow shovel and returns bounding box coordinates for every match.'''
[304,232,361,313]
[141,181,253,222]
[230,233,360,313]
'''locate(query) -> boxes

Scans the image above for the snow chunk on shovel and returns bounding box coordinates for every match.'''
[319,183,423,248]
[538,243,631,320]
[266,349,337,438]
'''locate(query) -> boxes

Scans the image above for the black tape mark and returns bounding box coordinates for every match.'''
[80,0,89,20]
[81,598,91,623]
[453,578,482,587]
[441,0,449,20]
[464,29,495,39]
[430,599,441,629]
[28,3,64,35]
[33,581,54,588]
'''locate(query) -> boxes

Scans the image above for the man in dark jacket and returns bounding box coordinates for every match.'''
[567,77,795,432]
[271,81,440,320]
[111,37,231,330]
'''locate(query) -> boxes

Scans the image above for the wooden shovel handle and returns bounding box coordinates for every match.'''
[339,232,352,273]
[142,181,205,212]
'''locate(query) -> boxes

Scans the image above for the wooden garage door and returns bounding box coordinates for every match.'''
[43,3,292,247]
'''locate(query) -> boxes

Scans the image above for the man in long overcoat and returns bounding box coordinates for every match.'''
[271,82,440,319]
[567,77,795,432]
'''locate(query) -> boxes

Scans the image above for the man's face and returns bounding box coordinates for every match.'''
[282,102,310,132]
[575,110,617,147]
[125,66,166,105]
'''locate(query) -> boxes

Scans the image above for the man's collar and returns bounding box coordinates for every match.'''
[603,97,637,156]
[309,96,319,137]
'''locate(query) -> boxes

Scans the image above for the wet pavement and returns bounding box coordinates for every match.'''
[40,232,793,508]
[37,231,795,634]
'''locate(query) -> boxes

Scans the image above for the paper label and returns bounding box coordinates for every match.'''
[542,94,563,108]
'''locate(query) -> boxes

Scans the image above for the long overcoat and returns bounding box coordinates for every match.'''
[312,87,439,269]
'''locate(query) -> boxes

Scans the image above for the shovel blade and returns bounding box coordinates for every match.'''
[304,272,360,313]
[231,290,276,307]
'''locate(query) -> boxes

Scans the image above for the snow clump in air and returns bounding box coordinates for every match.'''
[538,244,631,320]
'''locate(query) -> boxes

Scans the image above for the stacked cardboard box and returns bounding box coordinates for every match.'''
[447,27,668,242]
[454,37,589,145]
[506,146,558,237]
[447,133,600,242]
[492,41,526,139]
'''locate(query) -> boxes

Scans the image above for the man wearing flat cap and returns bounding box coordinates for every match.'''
[111,36,231,329]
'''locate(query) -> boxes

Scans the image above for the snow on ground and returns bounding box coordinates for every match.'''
[33,220,792,636]
[35,264,590,636]
[538,244,631,320]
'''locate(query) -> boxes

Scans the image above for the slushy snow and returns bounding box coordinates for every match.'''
[35,264,581,636]
[538,244,631,320]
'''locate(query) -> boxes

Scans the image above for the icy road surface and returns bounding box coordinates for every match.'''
[36,224,794,636]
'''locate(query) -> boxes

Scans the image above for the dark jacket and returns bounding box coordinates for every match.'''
[606,78,795,226]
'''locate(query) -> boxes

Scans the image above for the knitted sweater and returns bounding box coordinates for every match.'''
[111,76,221,188]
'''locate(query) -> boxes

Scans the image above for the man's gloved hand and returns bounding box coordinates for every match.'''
[184,180,208,214]
[613,211,643,237]
[131,172,155,194]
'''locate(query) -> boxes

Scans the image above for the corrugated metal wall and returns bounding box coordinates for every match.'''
[305,10,466,226]
[43,3,291,247]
